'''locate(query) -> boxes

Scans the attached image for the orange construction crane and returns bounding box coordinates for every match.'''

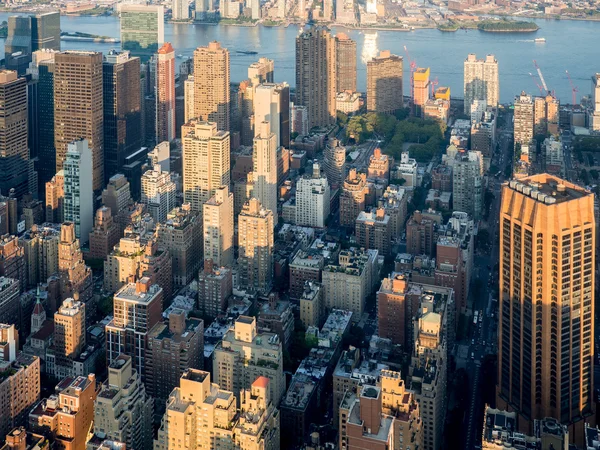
[430,77,439,98]
[566,70,579,105]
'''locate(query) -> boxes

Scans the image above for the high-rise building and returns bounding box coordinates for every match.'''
[193,42,230,131]
[452,150,483,220]
[155,43,176,143]
[120,4,165,62]
[172,0,190,20]
[182,120,231,212]
[198,261,232,318]
[367,51,403,114]
[140,165,177,223]
[251,0,261,19]
[414,67,430,117]
[513,92,534,150]
[29,374,96,450]
[106,278,163,377]
[252,121,278,225]
[0,325,40,441]
[89,206,120,260]
[146,311,204,407]
[52,297,86,368]
[58,222,93,310]
[497,175,595,441]
[103,50,142,182]
[237,198,274,294]
[0,278,21,328]
[295,163,330,228]
[406,209,442,258]
[0,238,26,293]
[335,32,357,93]
[248,57,274,86]
[37,54,56,191]
[590,74,600,131]
[323,139,347,189]
[54,51,104,191]
[213,316,284,406]
[93,354,153,450]
[295,28,337,129]
[533,94,559,136]
[355,208,392,256]
[253,83,290,148]
[339,169,368,227]
[0,71,34,199]
[156,204,203,288]
[154,370,237,450]
[184,75,194,123]
[63,139,94,244]
[463,53,499,114]
[235,377,281,449]
[203,185,234,267]
[102,174,132,220]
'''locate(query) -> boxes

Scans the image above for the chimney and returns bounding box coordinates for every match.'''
[5,427,27,450]
[136,277,151,293]
[169,310,186,335]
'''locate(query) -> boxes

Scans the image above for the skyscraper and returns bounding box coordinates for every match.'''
[193,42,230,131]
[513,92,534,150]
[497,175,595,440]
[63,139,94,245]
[155,43,176,143]
[30,12,60,51]
[203,185,234,267]
[295,27,337,130]
[103,50,142,182]
[58,222,93,310]
[248,57,274,85]
[182,120,231,212]
[0,70,34,198]
[463,53,499,114]
[414,67,430,117]
[54,51,104,191]
[37,53,56,191]
[533,94,560,136]
[237,198,274,294]
[366,51,403,115]
[590,74,600,131]
[253,82,290,148]
[452,150,483,220]
[140,165,177,223]
[172,0,190,20]
[52,297,86,368]
[252,121,278,225]
[120,4,165,62]
[335,33,357,93]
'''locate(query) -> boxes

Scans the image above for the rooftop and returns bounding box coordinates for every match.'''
[280,373,317,411]
[506,174,589,204]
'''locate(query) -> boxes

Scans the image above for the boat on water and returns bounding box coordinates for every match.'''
[236,50,258,55]
[534,38,546,43]
[176,54,183,58]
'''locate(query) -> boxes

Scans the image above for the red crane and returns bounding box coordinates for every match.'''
[403,45,416,111]
[566,70,579,105]
[430,76,439,98]
[528,72,544,96]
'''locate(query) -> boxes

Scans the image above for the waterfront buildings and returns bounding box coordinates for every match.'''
[367,51,403,114]
[335,33,357,93]
[172,0,190,20]
[463,53,499,114]
[120,4,165,62]
[54,51,104,191]
[295,28,337,129]
[193,42,230,131]
[497,175,595,443]
[213,315,285,406]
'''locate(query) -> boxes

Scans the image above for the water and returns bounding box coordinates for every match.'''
[1,12,598,104]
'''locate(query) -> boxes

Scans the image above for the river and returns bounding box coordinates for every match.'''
[0,13,598,104]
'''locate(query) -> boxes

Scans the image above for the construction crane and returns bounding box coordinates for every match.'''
[403,45,417,110]
[566,70,579,105]
[533,60,549,94]
[528,72,545,96]
[430,77,439,98]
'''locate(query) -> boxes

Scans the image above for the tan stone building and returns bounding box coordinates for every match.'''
[299,281,323,329]
[29,374,97,450]
[146,310,204,406]
[252,121,279,225]
[367,148,391,184]
[355,208,392,256]
[0,235,26,291]
[237,198,274,294]
[533,94,559,136]
[88,207,120,260]
[51,298,86,371]
[213,316,284,406]
[182,120,231,212]
[513,92,534,150]
[45,170,64,223]
[198,261,232,318]
[203,185,234,267]
[58,223,92,310]
[92,354,153,450]
[192,42,230,131]
[154,369,237,450]
[335,33,356,93]
[339,169,368,228]
[497,175,595,443]
[295,27,336,129]
[367,51,403,114]
[54,52,104,191]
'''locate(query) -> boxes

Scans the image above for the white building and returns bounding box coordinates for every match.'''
[544,136,564,170]
[141,165,177,223]
[253,122,278,225]
[172,0,190,19]
[251,0,261,19]
[452,150,483,220]
[254,83,289,148]
[203,185,234,267]
[336,91,361,114]
[63,139,93,244]
[295,163,331,228]
[393,151,418,189]
[590,73,600,131]
[463,54,499,115]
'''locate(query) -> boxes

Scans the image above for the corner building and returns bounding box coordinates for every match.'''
[497,175,595,445]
